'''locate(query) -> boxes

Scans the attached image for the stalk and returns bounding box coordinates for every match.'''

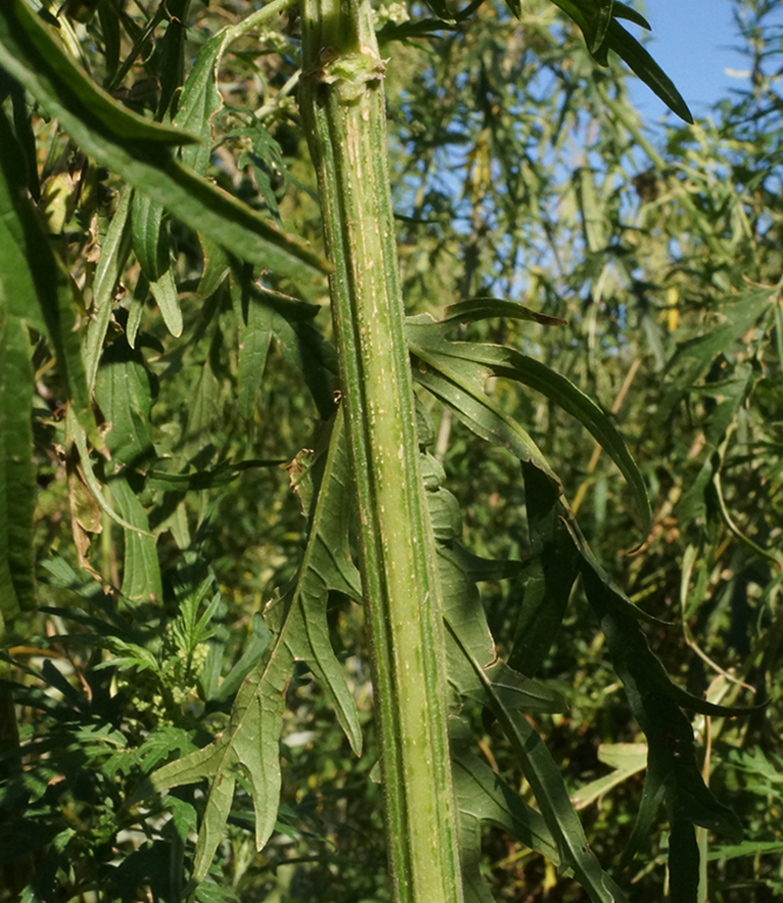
[298,2,464,901]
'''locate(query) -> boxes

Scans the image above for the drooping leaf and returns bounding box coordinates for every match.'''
[419,440,565,713]
[409,315,651,531]
[560,503,760,721]
[67,411,150,539]
[508,462,579,677]
[93,337,157,469]
[603,20,692,123]
[454,749,558,903]
[109,477,163,605]
[409,316,560,483]
[549,0,614,55]
[452,615,631,903]
[548,0,692,122]
[513,461,749,895]
[577,552,745,827]
[438,542,565,714]
[0,107,98,443]
[441,297,567,328]
[229,270,274,421]
[140,409,362,884]
[0,0,327,280]
[421,418,624,899]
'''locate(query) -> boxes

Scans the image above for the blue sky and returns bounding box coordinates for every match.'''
[625,0,783,119]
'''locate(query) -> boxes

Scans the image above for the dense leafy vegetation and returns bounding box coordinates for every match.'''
[1,0,782,901]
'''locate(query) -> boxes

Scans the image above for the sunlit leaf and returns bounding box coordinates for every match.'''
[571,743,648,810]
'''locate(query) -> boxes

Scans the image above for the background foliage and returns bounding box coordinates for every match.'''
[1,0,782,901]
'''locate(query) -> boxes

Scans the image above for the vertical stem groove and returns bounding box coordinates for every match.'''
[299,1,463,900]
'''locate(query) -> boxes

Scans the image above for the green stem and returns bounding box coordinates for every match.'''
[298,1,463,901]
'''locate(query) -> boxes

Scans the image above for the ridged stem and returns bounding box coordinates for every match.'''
[298,1,463,900]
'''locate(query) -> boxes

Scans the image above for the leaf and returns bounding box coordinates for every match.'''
[68,410,151,538]
[83,186,133,385]
[603,20,692,123]
[453,617,631,903]
[524,467,747,879]
[576,167,608,253]
[97,2,120,84]
[212,614,273,703]
[0,1,327,280]
[420,442,565,714]
[562,505,760,722]
[174,33,224,175]
[441,297,568,328]
[229,120,289,223]
[454,750,558,902]
[438,543,565,714]
[266,295,338,421]
[229,271,274,421]
[548,0,692,122]
[509,459,753,892]
[141,409,361,884]
[612,1,649,30]
[264,410,363,738]
[137,727,198,772]
[0,311,35,626]
[409,316,651,531]
[425,435,622,900]
[665,289,771,385]
[508,462,579,677]
[0,107,98,443]
[570,743,648,810]
[707,840,783,862]
[5,7,194,146]
[146,459,284,493]
[93,337,156,468]
[376,17,457,45]
[454,750,558,860]
[198,235,231,299]
[109,477,163,605]
[194,882,241,903]
[409,316,560,482]
[130,191,182,338]
[421,0,457,24]
[549,0,614,55]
